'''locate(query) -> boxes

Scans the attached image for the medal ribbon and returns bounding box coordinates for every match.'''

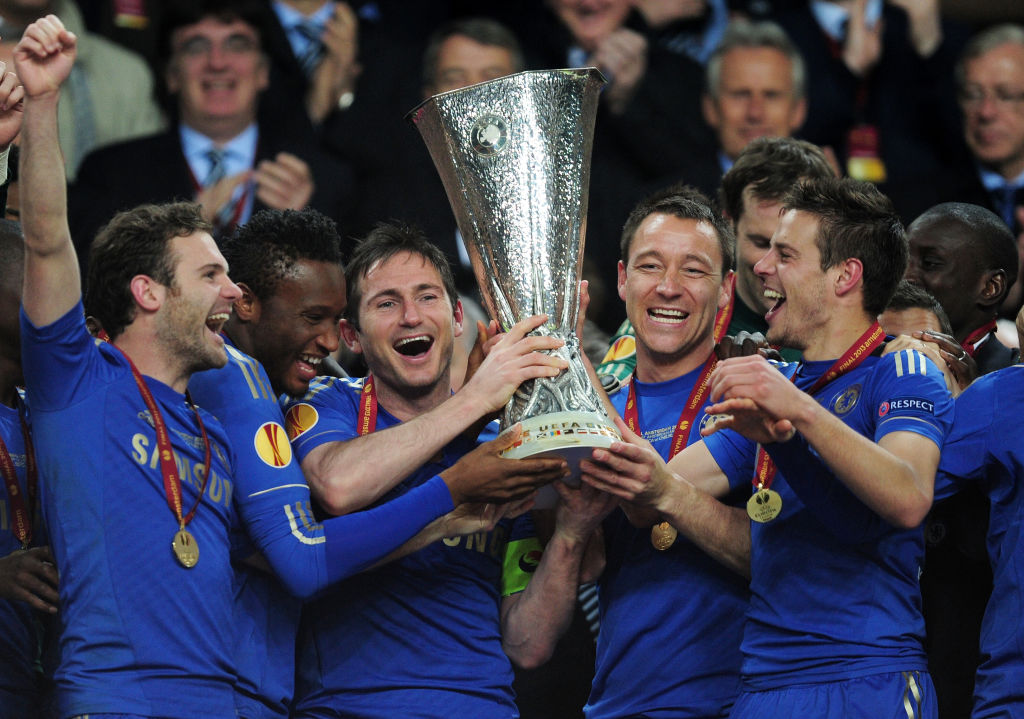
[357,374,378,437]
[107,342,212,533]
[961,319,997,358]
[623,354,718,460]
[0,408,37,548]
[751,321,886,491]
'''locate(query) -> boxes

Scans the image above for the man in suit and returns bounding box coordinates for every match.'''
[951,24,1024,320]
[257,0,359,125]
[68,0,353,272]
[701,19,807,189]
[955,24,1024,234]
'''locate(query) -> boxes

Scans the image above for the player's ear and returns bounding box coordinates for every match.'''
[452,298,464,338]
[233,282,260,322]
[339,318,362,354]
[130,274,164,313]
[718,269,734,311]
[978,269,1008,310]
[834,258,863,298]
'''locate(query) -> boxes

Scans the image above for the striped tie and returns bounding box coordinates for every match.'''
[296,20,324,77]
[203,148,237,236]
[204,148,227,187]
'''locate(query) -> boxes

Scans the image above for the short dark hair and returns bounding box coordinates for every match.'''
[223,209,344,301]
[344,220,458,327]
[160,0,268,67]
[85,203,211,339]
[911,202,1019,292]
[422,17,525,90]
[620,184,735,273]
[884,279,954,335]
[782,178,906,316]
[719,137,834,222]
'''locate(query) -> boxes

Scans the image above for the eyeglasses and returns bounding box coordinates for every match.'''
[959,86,1024,111]
[175,33,260,59]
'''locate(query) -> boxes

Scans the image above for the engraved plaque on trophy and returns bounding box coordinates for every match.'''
[409,68,620,485]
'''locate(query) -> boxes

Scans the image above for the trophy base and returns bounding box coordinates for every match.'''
[501,411,620,508]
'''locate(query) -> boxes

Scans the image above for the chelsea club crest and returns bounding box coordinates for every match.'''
[830,384,861,416]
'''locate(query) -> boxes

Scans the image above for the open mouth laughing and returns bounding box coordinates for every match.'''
[206,312,230,334]
[647,308,689,324]
[295,353,324,381]
[763,288,785,320]
[394,334,434,358]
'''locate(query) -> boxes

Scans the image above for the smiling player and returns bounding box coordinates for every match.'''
[582,177,954,718]
[284,220,614,717]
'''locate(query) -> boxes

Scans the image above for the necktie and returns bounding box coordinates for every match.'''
[202,148,237,235]
[204,148,227,188]
[296,20,324,77]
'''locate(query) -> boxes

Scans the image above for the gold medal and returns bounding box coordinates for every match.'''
[172,528,200,568]
[651,521,678,550]
[746,488,783,523]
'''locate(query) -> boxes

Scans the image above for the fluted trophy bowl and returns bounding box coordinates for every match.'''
[409,68,619,492]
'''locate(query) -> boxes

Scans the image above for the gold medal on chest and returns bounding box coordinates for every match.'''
[746,488,783,523]
[172,528,200,568]
[650,521,678,550]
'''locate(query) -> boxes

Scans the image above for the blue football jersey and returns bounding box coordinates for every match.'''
[190,341,457,718]
[0,399,46,717]
[21,302,238,718]
[586,364,748,719]
[285,377,531,718]
[937,364,1024,719]
[704,350,952,689]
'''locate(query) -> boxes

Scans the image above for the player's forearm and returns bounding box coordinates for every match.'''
[500,530,591,670]
[656,474,751,579]
[763,434,892,542]
[21,93,80,325]
[247,475,454,598]
[303,392,485,515]
[22,94,69,256]
[790,405,932,528]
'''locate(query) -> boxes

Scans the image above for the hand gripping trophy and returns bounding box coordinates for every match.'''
[409,68,620,483]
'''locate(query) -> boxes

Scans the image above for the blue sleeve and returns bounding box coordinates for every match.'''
[769,352,953,542]
[869,348,953,447]
[192,359,454,598]
[19,301,122,410]
[701,429,757,493]
[282,376,360,462]
[935,372,1002,500]
[243,472,454,597]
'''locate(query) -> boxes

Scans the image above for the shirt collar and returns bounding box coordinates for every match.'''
[978,164,1024,192]
[179,123,259,180]
[811,0,882,41]
[718,150,734,175]
[273,0,335,31]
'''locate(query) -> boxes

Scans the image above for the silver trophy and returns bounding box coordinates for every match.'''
[409,68,619,483]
